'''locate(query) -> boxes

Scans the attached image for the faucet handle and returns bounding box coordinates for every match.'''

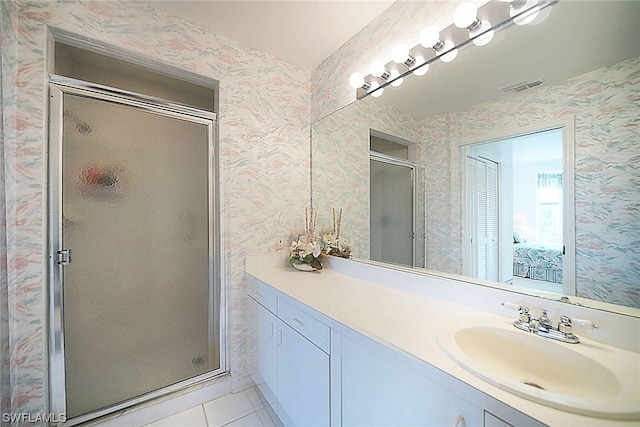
[501,302,531,323]
[572,317,599,329]
[558,315,573,334]
[559,315,599,334]
[518,306,531,323]
[501,301,521,311]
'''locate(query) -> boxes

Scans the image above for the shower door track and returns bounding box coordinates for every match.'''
[48,77,225,426]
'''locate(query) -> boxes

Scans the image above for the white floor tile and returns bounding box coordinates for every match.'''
[223,412,264,427]
[143,405,207,427]
[93,413,134,427]
[129,404,160,427]
[244,387,264,411]
[203,391,254,427]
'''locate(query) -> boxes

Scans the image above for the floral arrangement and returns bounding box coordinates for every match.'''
[289,207,324,271]
[322,208,351,259]
[289,208,352,271]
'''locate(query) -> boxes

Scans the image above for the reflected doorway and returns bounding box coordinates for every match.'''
[462,127,573,295]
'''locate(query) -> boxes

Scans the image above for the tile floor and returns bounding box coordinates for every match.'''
[144,387,278,427]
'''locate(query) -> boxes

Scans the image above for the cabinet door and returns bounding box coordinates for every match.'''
[277,321,330,427]
[249,297,278,412]
[342,333,482,426]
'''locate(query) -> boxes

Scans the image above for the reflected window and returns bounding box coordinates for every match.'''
[536,172,563,244]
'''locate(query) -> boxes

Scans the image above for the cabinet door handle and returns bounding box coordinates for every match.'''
[291,318,305,328]
[277,329,282,346]
[454,415,466,427]
[268,322,274,337]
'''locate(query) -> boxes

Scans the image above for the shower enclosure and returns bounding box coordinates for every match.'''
[370,155,416,267]
[49,78,222,424]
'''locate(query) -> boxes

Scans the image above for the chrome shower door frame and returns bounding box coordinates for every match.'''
[369,152,418,268]
[48,78,224,425]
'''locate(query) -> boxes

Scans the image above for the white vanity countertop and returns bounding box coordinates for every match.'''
[245,256,640,427]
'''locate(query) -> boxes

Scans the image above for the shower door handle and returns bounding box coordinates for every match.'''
[57,249,72,265]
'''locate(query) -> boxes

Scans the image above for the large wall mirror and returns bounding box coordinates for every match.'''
[311,0,640,313]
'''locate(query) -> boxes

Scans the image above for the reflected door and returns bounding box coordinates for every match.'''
[370,157,415,267]
[466,156,500,281]
[50,87,219,420]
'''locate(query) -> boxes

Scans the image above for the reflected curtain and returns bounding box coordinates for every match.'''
[0,0,18,415]
[537,172,562,188]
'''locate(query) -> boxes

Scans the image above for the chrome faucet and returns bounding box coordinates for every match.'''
[538,309,554,332]
[501,303,599,344]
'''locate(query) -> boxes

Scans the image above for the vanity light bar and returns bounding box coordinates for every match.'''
[350,0,557,100]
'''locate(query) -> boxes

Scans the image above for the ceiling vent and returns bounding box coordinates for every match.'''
[501,79,545,93]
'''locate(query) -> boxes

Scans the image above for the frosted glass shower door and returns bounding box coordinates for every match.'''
[54,90,218,419]
[370,158,415,267]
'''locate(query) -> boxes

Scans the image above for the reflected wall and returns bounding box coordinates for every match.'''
[313,56,640,308]
[312,97,426,264]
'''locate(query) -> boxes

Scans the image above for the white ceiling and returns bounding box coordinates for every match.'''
[139,1,640,118]
[143,0,395,71]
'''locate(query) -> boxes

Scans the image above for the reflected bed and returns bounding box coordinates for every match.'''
[513,243,563,284]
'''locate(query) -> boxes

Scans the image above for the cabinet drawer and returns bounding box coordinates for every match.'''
[248,277,277,314]
[278,298,330,353]
[484,411,514,427]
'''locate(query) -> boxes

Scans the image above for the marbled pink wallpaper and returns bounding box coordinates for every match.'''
[310,0,639,309]
[1,0,310,417]
[312,56,640,309]
[448,56,640,308]
[3,0,638,420]
[312,96,425,263]
[1,0,19,417]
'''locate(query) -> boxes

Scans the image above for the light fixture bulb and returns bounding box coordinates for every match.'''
[453,3,478,29]
[529,5,552,25]
[389,69,404,87]
[369,81,384,97]
[412,55,429,76]
[419,26,440,48]
[437,40,458,63]
[349,72,365,89]
[470,20,494,46]
[391,78,404,87]
[511,0,540,25]
[392,44,410,64]
[369,60,386,78]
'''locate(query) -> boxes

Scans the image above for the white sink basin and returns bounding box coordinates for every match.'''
[438,321,640,420]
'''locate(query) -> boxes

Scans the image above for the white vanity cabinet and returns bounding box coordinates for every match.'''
[248,282,330,427]
[277,318,330,426]
[248,275,545,427]
[248,295,279,412]
[340,330,483,426]
[338,328,545,427]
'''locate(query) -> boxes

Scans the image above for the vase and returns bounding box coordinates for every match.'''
[292,263,319,272]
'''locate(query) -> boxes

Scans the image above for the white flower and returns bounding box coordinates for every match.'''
[313,246,322,258]
[322,233,336,245]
